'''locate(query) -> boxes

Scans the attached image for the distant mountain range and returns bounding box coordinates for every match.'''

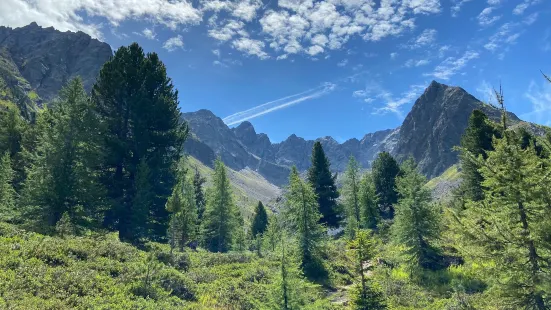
[182,81,529,186]
[1,23,540,193]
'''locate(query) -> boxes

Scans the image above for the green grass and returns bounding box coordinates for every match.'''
[425,164,461,190]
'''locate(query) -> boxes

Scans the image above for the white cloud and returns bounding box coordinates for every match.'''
[451,0,473,17]
[0,0,202,39]
[223,82,336,125]
[390,52,398,59]
[438,45,450,57]
[405,58,430,67]
[142,28,156,40]
[208,19,246,42]
[425,50,479,80]
[476,80,495,104]
[478,7,501,26]
[523,12,538,25]
[232,37,269,59]
[405,28,437,49]
[484,23,523,52]
[487,0,501,5]
[306,45,324,56]
[522,79,551,126]
[337,59,348,67]
[372,83,427,118]
[513,0,541,15]
[162,35,184,51]
[353,89,367,97]
[212,49,221,58]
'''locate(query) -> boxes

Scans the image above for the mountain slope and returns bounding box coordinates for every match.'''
[0,22,112,113]
[182,81,522,185]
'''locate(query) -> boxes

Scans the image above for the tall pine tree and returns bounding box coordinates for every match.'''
[201,159,238,253]
[391,159,440,272]
[193,166,206,221]
[372,152,400,219]
[23,78,105,232]
[307,141,340,228]
[359,172,380,231]
[92,43,187,243]
[343,156,362,238]
[285,166,326,279]
[251,201,269,238]
[459,110,499,201]
[0,152,16,221]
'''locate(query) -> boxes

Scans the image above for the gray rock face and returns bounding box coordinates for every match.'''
[183,80,521,186]
[394,80,520,178]
[0,22,112,104]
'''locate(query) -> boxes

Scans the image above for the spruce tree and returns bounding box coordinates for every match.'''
[459,110,499,201]
[201,159,238,253]
[251,201,269,238]
[457,132,551,309]
[23,78,105,231]
[92,43,187,243]
[359,172,379,231]
[166,159,197,252]
[0,102,27,191]
[391,159,440,271]
[0,152,16,221]
[372,152,400,219]
[193,166,206,221]
[343,156,362,238]
[285,166,326,279]
[307,141,340,227]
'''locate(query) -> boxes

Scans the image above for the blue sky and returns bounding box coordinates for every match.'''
[1,0,550,142]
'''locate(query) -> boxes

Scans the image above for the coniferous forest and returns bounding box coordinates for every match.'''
[1,43,551,309]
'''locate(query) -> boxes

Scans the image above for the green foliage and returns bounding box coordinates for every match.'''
[166,159,197,252]
[348,229,386,309]
[251,201,268,238]
[22,78,106,232]
[193,166,206,222]
[372,152,400,219]
[459,110,500,201]
[359,172,380,231]
[201,159,239,253]
[0,101,29,191]
[0,152,15,221]
[392,159,441,272]
[285,166,327,280]
[454,132,551,309]
[307,141,341,228]
[55,212,76,238]
[342,156,362,238]
[92,43,188,244]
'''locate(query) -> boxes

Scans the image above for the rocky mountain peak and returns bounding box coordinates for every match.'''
[0,22,112,108]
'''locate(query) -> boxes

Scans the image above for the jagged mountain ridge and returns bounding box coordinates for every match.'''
[183,81,523,185]
[0,22,112,113]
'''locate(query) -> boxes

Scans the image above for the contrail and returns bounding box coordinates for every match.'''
[223,82,336,126]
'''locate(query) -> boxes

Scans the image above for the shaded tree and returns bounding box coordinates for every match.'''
[0,152,16,221]
[23,79,105,232]
[251,201,269,238]
[92,43,187,243]
[307,141,340,227]
[459,110,499,201]
[359,172,379,231]
[372,152,400,219]
[193,166,206,221]
[343,156,362,238]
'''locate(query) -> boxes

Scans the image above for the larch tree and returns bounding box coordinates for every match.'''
[343,156,362,238]
[372,152,400,219]
[0,101,28,191]
[359,172,380,231]
[285,166,326,279]
[456,132,551,309]
[307,141,340,228]
[92,43,187,243]
[23,78,105,232]
[391,159,441,272]
[193,166,206,221]
[251,201,268,238]
[348,229,386,310]
[166,159,197,252]
[201,159,238,253]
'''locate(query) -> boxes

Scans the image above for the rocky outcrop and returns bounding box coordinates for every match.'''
[394,81,520,178]
[0,22,112,106]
